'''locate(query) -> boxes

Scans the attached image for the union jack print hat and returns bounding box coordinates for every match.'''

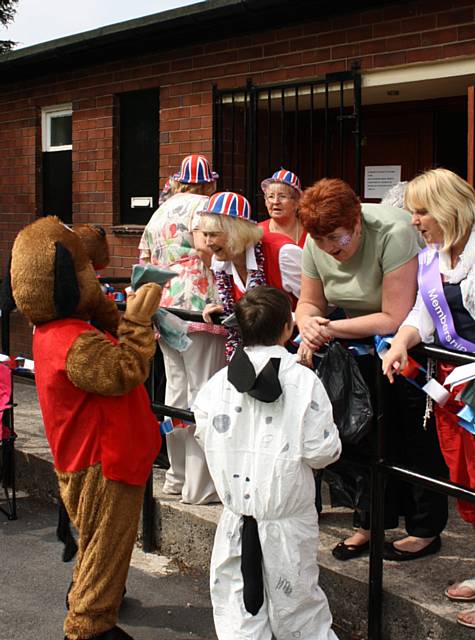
[203,192,256,223]
[173,154,219,184]
[261,168,302,194]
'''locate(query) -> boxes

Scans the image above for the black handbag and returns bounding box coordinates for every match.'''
[316,341,373,445]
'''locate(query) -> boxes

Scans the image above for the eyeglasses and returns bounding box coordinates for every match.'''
[265,193,292,202]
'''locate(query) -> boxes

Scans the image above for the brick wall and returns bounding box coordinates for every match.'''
[0,0,474,303]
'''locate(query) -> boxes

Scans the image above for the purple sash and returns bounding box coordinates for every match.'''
[418,248,475,353]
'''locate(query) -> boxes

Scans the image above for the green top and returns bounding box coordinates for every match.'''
[301,203,421,317]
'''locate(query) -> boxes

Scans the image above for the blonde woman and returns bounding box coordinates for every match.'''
[382,168,475,630]
[198,192,302,360]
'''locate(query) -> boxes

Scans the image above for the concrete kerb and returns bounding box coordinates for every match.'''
[6,379,475,640]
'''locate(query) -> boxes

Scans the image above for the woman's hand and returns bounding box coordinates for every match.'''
[192,230,213,268]
[297,342,315,368]
[382,345,408,384]
[203,303,224,324]
[298,315,332,351]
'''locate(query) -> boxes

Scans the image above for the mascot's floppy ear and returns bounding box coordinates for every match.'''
[54,241,80,318]
[0,256,16,313]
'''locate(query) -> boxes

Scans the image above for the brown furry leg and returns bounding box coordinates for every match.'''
[58,465,144,640]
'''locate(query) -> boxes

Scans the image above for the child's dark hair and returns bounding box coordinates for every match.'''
[234,286,292,346]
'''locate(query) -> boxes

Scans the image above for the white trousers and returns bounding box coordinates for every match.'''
[160,331,226,504]
[210,507,338,640]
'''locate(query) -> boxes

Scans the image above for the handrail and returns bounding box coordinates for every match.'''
[2,300,474,638]
[368,343,475,640]
[412,342,475,365]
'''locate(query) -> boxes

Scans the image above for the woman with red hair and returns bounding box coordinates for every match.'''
[295,178,448,562]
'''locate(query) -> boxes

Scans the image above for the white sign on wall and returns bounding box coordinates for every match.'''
[364,165,401,199]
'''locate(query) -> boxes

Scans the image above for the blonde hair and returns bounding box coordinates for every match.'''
[198,213,263,256]
[175,181,216,196]
[405,168,475,251]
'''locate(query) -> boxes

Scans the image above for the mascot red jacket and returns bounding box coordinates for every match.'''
[5,217,162,640]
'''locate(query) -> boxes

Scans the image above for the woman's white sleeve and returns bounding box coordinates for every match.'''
[400,289,435,343]
[279,244,303,298]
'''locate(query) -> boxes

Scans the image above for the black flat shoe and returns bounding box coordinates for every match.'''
[332,539,370,561]
[65,629,134,640]
[383,535,441,561]
[66,627,134,640]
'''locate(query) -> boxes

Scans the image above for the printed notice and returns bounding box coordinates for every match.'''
[364,165,401,199]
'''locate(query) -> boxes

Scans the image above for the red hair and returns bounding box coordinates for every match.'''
[299,178,361,237]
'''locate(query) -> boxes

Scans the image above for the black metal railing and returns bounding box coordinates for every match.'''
[367,343,475,640]
[213,65,362,217]
[146,318,475,638]
[2,301,475,639]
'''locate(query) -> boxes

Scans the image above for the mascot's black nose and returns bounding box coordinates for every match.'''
[93,225,106,237]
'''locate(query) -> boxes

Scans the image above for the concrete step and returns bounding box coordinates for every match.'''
[6,379,475,640]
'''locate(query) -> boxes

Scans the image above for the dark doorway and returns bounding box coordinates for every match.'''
[213,69,362,219]
[119,88,159,225]
[434,98,467,179]
[360,95,468,200]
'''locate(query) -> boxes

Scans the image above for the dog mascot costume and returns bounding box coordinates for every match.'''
[3,216,162,640]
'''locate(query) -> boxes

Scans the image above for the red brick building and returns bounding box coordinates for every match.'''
[1,0,475,353]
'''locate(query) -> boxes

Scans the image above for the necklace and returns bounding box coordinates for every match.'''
[215,243,267,361]
[269,218,300,244]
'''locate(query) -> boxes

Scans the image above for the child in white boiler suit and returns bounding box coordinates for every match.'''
[193,286,341,640]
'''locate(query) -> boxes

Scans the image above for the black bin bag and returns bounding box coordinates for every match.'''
[316,341,373,445]
[316,341,374,510]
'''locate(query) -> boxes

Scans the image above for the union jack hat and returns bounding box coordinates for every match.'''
[173,154,219,184]
[261,168,302,194]
[203,192,256,223]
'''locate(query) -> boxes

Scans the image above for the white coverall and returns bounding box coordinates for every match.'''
[193,345,342,640]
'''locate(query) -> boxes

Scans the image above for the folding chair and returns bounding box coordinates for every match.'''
[0,362,16,520]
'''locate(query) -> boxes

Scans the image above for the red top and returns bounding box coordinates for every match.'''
[259,218,307,248]
[232,233,299,310]
[33,319,161,486]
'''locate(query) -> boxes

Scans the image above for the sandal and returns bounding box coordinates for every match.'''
[457,607,475,629]
[445,578,475,602]
[332,540,369,561]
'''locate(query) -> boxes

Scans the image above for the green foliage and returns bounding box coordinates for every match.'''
[0,0,19,54]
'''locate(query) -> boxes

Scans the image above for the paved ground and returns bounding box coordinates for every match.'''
[0,495,216,640]
[4,378,475,639]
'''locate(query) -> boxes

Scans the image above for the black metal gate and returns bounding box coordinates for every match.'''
[213,65,361,218]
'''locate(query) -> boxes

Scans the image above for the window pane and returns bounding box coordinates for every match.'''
[50,115,72,147]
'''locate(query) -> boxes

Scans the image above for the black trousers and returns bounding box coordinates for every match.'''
[326,353,449,537]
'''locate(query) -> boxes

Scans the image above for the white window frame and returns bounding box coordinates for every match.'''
[42,104,73,152]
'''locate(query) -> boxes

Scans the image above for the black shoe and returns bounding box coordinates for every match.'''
[100,627,134,639]
[383,536,441,561]
[65,629,134,640]
[71,627,133,640]
[332,539,370,561]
